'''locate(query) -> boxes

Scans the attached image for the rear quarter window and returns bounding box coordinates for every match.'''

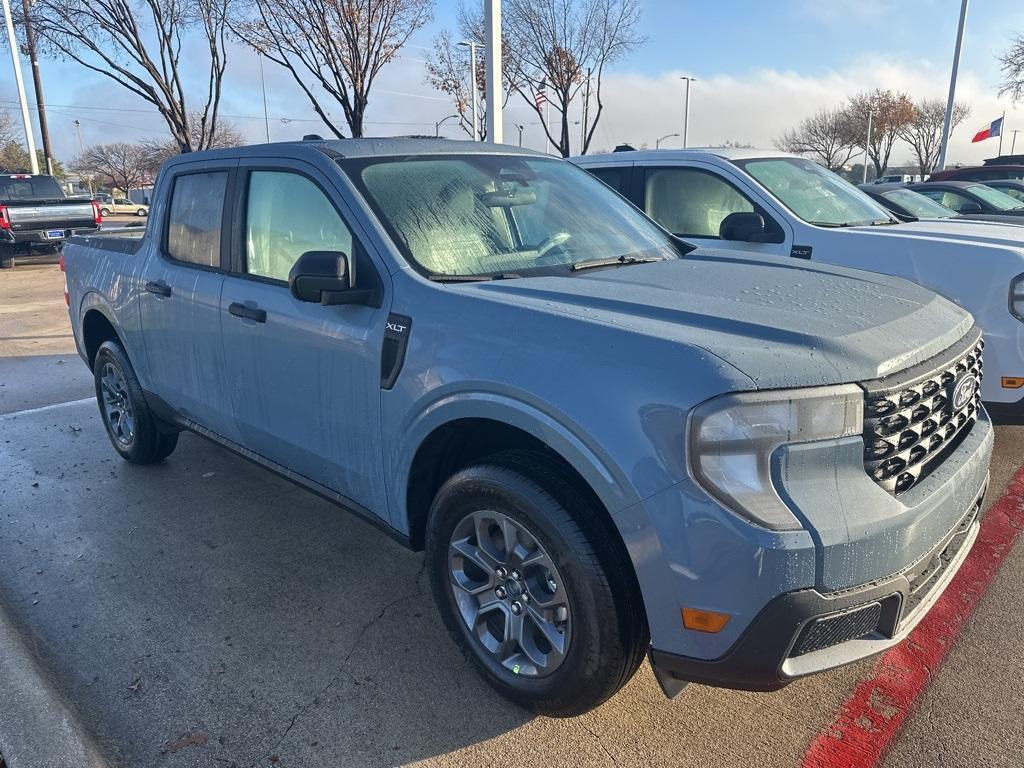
[166,171,228,268]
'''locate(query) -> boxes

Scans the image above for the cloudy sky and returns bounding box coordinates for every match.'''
[1,0,1023,165]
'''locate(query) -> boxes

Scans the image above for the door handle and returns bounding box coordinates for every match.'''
[228,302,267,323]
[144,280,171,297]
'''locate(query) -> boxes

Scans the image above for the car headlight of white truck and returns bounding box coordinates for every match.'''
[689,385,864,530]
[1011,274,1024,322]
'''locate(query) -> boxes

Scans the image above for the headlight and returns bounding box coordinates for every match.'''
[1010,273,1024,322]
[689,385,864,530]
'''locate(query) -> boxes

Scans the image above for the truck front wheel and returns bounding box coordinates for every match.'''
[426,450,647,716]
[0,246,12,269]
[93,340,178,464]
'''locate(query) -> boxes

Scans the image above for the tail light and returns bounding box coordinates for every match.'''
[92,200,102,226]
[0,204,9,230]
[59,254,69,306]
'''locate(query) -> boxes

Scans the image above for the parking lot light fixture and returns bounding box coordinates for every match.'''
[656,133,680,149]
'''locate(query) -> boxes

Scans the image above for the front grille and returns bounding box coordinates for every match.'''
[863,332,983,496]
[791,602,883,656]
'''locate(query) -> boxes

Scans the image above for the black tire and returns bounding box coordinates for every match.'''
[0,247,13,269]
[426,450,648,716]
[99,208,111,217]
[137,209,147,216]
[93,340,179,464]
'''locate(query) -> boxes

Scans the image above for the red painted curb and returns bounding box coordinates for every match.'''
[802,465,1024,768]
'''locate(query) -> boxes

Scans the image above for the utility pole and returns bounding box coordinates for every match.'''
[20,0,52,174]
[680,76,697,148]
[2,0,39,174]
[937,0,969,171]
[484,0,503,144]
[862,110,873,183]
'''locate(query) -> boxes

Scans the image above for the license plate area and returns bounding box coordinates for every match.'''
[44,229,66,240]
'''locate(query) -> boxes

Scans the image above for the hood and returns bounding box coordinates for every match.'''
[854,219,1024,248]
[465,251,973,389]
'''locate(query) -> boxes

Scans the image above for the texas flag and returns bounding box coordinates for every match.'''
[972,116,1004,143]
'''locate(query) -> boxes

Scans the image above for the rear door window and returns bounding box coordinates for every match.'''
[166,171,228,268]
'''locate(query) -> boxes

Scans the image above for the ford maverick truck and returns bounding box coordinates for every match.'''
[64,139,992,716]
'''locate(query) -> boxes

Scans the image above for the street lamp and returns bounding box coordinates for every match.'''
[435,113,460,137]
[515,124,525,147]
[458,40,484,141]
[679,75,697,148]
[656,133,680,149]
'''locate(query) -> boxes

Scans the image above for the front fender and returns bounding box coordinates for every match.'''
[386,386,642,536]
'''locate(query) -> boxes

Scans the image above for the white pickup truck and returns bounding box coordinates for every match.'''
[573,148,1024,423]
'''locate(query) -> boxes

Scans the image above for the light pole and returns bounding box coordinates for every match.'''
[937,0,969,171]
[515,124,524,147]
[656,133,680,149]
[2,0,39,173]
[1012,129,1021,155]
[258,51,271,143]
[862,110,873,183]
[680,76,697,148]
[483,0,502,144]
[459,40,483,141]
[435,113,459,137]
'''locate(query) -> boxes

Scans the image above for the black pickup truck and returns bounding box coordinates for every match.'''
[0,174,100,267]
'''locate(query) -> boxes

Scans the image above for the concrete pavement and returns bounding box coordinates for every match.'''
[1,263,1023,768]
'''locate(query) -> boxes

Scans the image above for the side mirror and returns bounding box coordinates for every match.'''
[957,202,983,214]
[719,211,767,242]
[289,250,356,305]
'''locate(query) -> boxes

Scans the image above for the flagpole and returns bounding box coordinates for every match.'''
[999,111,1005,157]
[937,0,969,171]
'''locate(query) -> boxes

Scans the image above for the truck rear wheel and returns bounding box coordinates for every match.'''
[93,340,178,464]
[0,247,12,269]
[425,450,647,716]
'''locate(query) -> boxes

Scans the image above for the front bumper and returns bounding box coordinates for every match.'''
[649,479,985,695]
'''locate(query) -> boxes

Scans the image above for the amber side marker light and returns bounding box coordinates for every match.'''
[1002,377,1024,390]
[681,607,731,633]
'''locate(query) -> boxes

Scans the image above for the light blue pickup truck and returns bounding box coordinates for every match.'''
[63,138,992,716]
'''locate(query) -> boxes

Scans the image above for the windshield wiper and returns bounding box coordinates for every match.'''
[869,218,900,226]
[807,221,850,228]
[570,254,665,272]
[428,272,520,283]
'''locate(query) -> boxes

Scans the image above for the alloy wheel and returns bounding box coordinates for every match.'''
[99,361,135,445]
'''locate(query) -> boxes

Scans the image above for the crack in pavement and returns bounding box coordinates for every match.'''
[250,560,428,767]
[581,721,621,768]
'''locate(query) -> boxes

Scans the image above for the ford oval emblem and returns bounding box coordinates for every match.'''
[951,373,976,412]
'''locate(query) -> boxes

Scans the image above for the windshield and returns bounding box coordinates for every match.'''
[735,157,895,226]
[969,184,1024,211]
[342,154,682,278]
[882,188,957,219]
[0,175,65,201]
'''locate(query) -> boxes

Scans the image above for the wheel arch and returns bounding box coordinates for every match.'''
[80,303,124,369]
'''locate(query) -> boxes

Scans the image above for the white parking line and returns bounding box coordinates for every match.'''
[1,397,94,420]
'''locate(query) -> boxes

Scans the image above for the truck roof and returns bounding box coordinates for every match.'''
[163,137,545,169]
[572,147,796,163]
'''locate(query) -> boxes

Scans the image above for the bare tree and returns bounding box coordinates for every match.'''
[774,107,860,171]
[27,0,231,153]
[999,34,1024,101]
[72,142,149,192]
[425,25,516,140]
[847,89,916,177]
[0,112,17,145]
[500,0,644,157]
[233,0,432,138]
[138,116,245,173]
[899,98,971,179]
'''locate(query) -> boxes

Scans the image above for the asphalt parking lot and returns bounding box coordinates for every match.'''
[1,264,1023,768]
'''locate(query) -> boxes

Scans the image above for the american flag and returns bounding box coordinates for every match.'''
[534,79,548,110]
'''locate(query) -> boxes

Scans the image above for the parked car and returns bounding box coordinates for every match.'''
[985,179,1024,203]
[98,196,149,217]
[872,173,919,184]
[859,183,1024,226]
[927,163,1024,183]
[573,148,1024,423]
[64,139,993,715]
[0,173,101,268]
[910,181,1024,217]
